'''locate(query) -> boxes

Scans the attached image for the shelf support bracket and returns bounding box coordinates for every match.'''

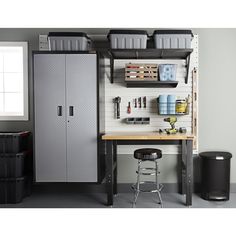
[185,55,191,84]
[110,56,114,84]
[160,50,164,58]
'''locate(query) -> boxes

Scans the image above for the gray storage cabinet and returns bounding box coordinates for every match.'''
[34,53,98,182]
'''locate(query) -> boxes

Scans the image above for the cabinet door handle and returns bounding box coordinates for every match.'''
[69,106,74,116]
[57,106,62,116]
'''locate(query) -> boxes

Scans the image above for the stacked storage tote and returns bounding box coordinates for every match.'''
[0,132,32,204]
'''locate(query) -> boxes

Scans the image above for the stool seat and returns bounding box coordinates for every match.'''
[134,148,162,161]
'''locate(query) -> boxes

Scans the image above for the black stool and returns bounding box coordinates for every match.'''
[132,148,163,207]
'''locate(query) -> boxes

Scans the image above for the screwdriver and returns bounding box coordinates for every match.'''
[134,98,137,108]
[127,102,131,114]
[138,97,142,108]
[143,96,146,108]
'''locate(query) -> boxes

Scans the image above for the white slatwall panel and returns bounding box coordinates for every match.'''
[105,35,198,154]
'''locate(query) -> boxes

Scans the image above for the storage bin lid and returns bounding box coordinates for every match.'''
[0,131,30,136]
[0,151,28,158]
[0,177,25,181]
[108,29,148,38]
[199,151,232,160]
[48,32,90,39]
[153,29,193,37]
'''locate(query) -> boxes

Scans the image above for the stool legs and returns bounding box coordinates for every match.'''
[132,160,163,207]
[133,160,141,207]
[155,160,163,207]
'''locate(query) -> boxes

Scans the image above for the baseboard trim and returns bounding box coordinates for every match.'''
[230,184,236,193]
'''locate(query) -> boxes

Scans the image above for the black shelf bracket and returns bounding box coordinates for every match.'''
[110,56,114,83]
[160,50,164,58]
[106,50,114,83]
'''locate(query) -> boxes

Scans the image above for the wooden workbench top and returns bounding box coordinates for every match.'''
[101,132,194,140]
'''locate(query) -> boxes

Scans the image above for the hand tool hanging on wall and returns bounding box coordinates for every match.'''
[127,102,131,114]
[143,96,146,108]
[134,98,137,108]
[138,97,142,108]
[113,96,121,119]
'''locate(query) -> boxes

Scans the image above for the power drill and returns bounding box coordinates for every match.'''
[164,117,177,134]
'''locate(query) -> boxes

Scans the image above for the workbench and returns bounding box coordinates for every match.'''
[101,132,194,206]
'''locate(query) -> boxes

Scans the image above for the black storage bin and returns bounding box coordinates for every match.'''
[108,30,148,49]
[200,151,232,201]
[0,151,32,178]
[0,177,25,204]
[153,29,193,49]
[24,175,33,197]
[48,32,91,51]
[24,151,33,176]
[0,131,30,153]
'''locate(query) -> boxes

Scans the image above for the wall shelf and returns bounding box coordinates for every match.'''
[110,49,193,60]
[108,48,193,85]
[126,81,178,88]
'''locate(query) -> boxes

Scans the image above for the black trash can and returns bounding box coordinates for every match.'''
[200,151,232,201]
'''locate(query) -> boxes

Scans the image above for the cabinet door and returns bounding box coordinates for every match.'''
[66,54,97,182]
[34,54,67,182]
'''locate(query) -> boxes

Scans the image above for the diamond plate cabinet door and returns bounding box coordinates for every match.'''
[34,54,67,182]
[66,54,98,182]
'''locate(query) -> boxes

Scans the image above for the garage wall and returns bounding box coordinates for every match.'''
[0,28,235,184]
[193,28,236,183]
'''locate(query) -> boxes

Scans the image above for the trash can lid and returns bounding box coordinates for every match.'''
[199,151,232,160]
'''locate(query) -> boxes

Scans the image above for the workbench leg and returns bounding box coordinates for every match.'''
[186,140,193,206]
[106,140,114,206]
[181,140,187,195]
[113,141,118,195]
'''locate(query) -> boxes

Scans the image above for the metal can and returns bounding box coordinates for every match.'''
[176,99,187,113]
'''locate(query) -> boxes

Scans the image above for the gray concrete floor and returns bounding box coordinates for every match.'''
[1,191,236,208]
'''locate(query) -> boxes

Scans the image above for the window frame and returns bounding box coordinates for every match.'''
[0,41,28,121]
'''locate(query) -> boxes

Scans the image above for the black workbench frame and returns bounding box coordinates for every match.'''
[104,139,193,206]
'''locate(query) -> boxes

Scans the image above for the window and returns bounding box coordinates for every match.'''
[0,42,28,120]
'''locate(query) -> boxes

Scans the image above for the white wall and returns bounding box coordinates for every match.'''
[193,29,236,181]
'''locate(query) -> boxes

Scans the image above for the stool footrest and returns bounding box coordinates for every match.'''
[132,182,163,193]
[136,171,160,176]
[140,167,158,171]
